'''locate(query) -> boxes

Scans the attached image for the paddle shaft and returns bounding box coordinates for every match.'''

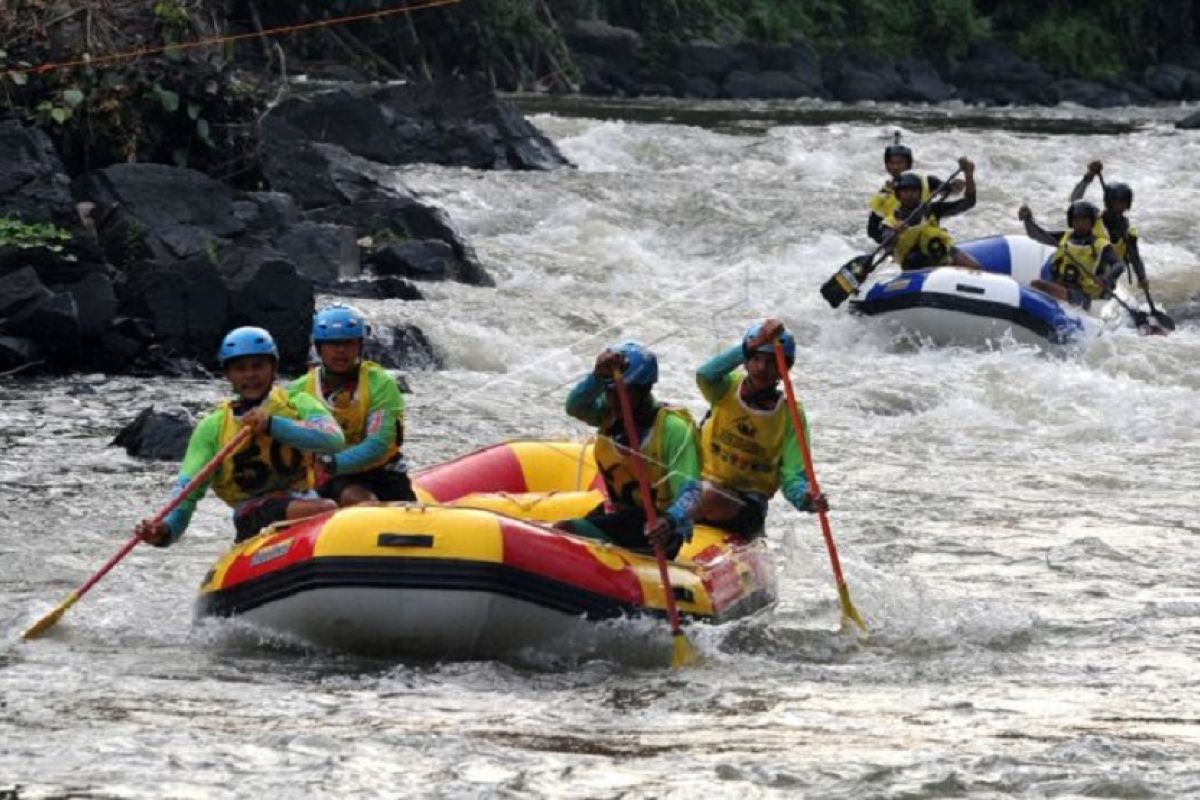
[611,372,686,637]
[1094,172,1168,318]
[23,426,253,638]
[771,344,849,590]
[860,167,966,273]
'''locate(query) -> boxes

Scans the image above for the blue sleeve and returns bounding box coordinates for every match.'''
[695,346,742,405]
[779,413,813,512]
[162,475,201,543]
[565,373,607,427]
[269,413,344,454]
[665,479,701,542]
[159,412,222,544]
[332,409,393,475]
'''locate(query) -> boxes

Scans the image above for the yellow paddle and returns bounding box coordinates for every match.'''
[773,342,868,633]
[611,369,698,667]
[22,426,253,639]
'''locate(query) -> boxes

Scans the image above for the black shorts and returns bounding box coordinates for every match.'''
[698,489,767,540]
[233,492,294,542]
[320,467,416,503]
[558,503,682,559]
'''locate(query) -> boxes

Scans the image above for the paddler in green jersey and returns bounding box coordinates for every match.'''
[557,341,701,560]
[136,327,344,546]
[288,305,415,506]
[695,319,826,539]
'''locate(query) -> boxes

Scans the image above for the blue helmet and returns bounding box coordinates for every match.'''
[312,305,368,343]
[218,326,278,366]
[742,322,795,367]
[607,340,658,387]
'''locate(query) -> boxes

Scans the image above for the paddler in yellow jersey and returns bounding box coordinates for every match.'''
[883,157,982,271]
[1069,160,1151,293]
[695,319,827,539]
[288,305,415,506]
[1019,199,1126,308]
[867,136,959,244]
[136,326,343,546]
[557,341,701,560]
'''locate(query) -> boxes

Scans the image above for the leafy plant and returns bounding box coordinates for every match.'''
[0,217,73,253]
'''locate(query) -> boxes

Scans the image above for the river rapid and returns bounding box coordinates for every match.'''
[3,98,1199,798]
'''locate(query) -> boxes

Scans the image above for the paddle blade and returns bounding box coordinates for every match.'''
[671,629,699,668]
[1152,310,1176,332]
[820,257,868,308]
[21,591,79,639]
[837,583,868,634]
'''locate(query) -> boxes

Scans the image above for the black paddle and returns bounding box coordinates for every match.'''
[1055,236,1166,336]
[1096,173,1175,332]
[821,167,963,309]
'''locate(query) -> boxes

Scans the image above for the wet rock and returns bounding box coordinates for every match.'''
[73,163,245,267]
[268,75,570,172]
[569,21,643,96]
[822,48,905,102]
[319,276,424,301]
[735,42,826,97]
[0,118,77,227]
[368,240,455,281]
[111,406,195,461]
[218,249,313,371]
[1050,79,1130,108]
[952,41,1056,105]
[895,58,955,103]
[0,265,53,318]
[0,335,41,372]
[1177,109,1200,129]
[4,291,82,361]
[276,222,360,283]
[232,191,300,237]
[674,40,741,79]
[366,324,442,370]
[674,74,720,99]
[122,259,229,366]
[263,136,492,286]
[724,70,811,100]
[59,271,118,337]
[1142,64,1200,100]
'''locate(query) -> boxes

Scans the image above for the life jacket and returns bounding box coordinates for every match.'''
[700,374,789,497]
[1051,230,1111,299]
[296,361,400,471]
[869,174,931,219]
[1100,214,1137,263]
[212,387,312,506]
[594,404,698,513]
[890,208,953,270]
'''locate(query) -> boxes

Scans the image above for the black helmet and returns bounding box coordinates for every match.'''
[884,143,913,167]
[1103,182,1133,209]
[894,172,922,193]
[1067,199,1099,226]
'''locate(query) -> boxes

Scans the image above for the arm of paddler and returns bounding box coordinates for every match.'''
[695,345,741,405]
[661,414,701,541]
[153,412,223,546]
[565,372,607,427]
[1021,215,1060,247]
[268,393,344,454]
[779,412,815,513]
[327,370,401,475]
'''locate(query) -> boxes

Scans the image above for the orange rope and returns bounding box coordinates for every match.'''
[19,0,462,76]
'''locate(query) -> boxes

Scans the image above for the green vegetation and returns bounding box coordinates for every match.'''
[0,217,73,253]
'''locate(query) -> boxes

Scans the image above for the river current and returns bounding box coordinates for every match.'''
[2,98,1199,798]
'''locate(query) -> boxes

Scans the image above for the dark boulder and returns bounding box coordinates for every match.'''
[232,191,300,238]
[368,240,455,281]
[0,265,53,318]
[894,58,956,103]
[60,271,119,337]
[111,406,195,461]
[262,136,492,286]
[121,259,230,366]
[267,75,571,172]
[218,248,313,371]
[673,40,741,79]
[822,49,905,102]
[4,291,82,361]
[366,324,442,370]
[733,42,826,97]
[952,41,1056,105]
[0,335,41,373]
[673,74,721,100]
[319,276,424,301]
[73,163,245,268]
[0,118,77,227]
[569,20,642,68]
[1050,79,1130,108]
[275,222,360,283]
[1143,64,1200,100]
[1177,108,1200,129]
[723,71,811,100]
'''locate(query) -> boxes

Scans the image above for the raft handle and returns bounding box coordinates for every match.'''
[377,533,435,549]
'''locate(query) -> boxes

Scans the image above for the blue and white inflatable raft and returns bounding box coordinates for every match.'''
[849,235,1123,347]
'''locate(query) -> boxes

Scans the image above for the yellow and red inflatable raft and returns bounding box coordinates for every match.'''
[196,441,776,656]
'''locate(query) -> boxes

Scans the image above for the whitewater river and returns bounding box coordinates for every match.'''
[3,98,1199,798]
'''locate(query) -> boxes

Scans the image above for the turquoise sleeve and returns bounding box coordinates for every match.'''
[161,411,223,542]
[780,409,813,511]
[565,373,608,427]
[695,346,742,405]
[270,393,344,454]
